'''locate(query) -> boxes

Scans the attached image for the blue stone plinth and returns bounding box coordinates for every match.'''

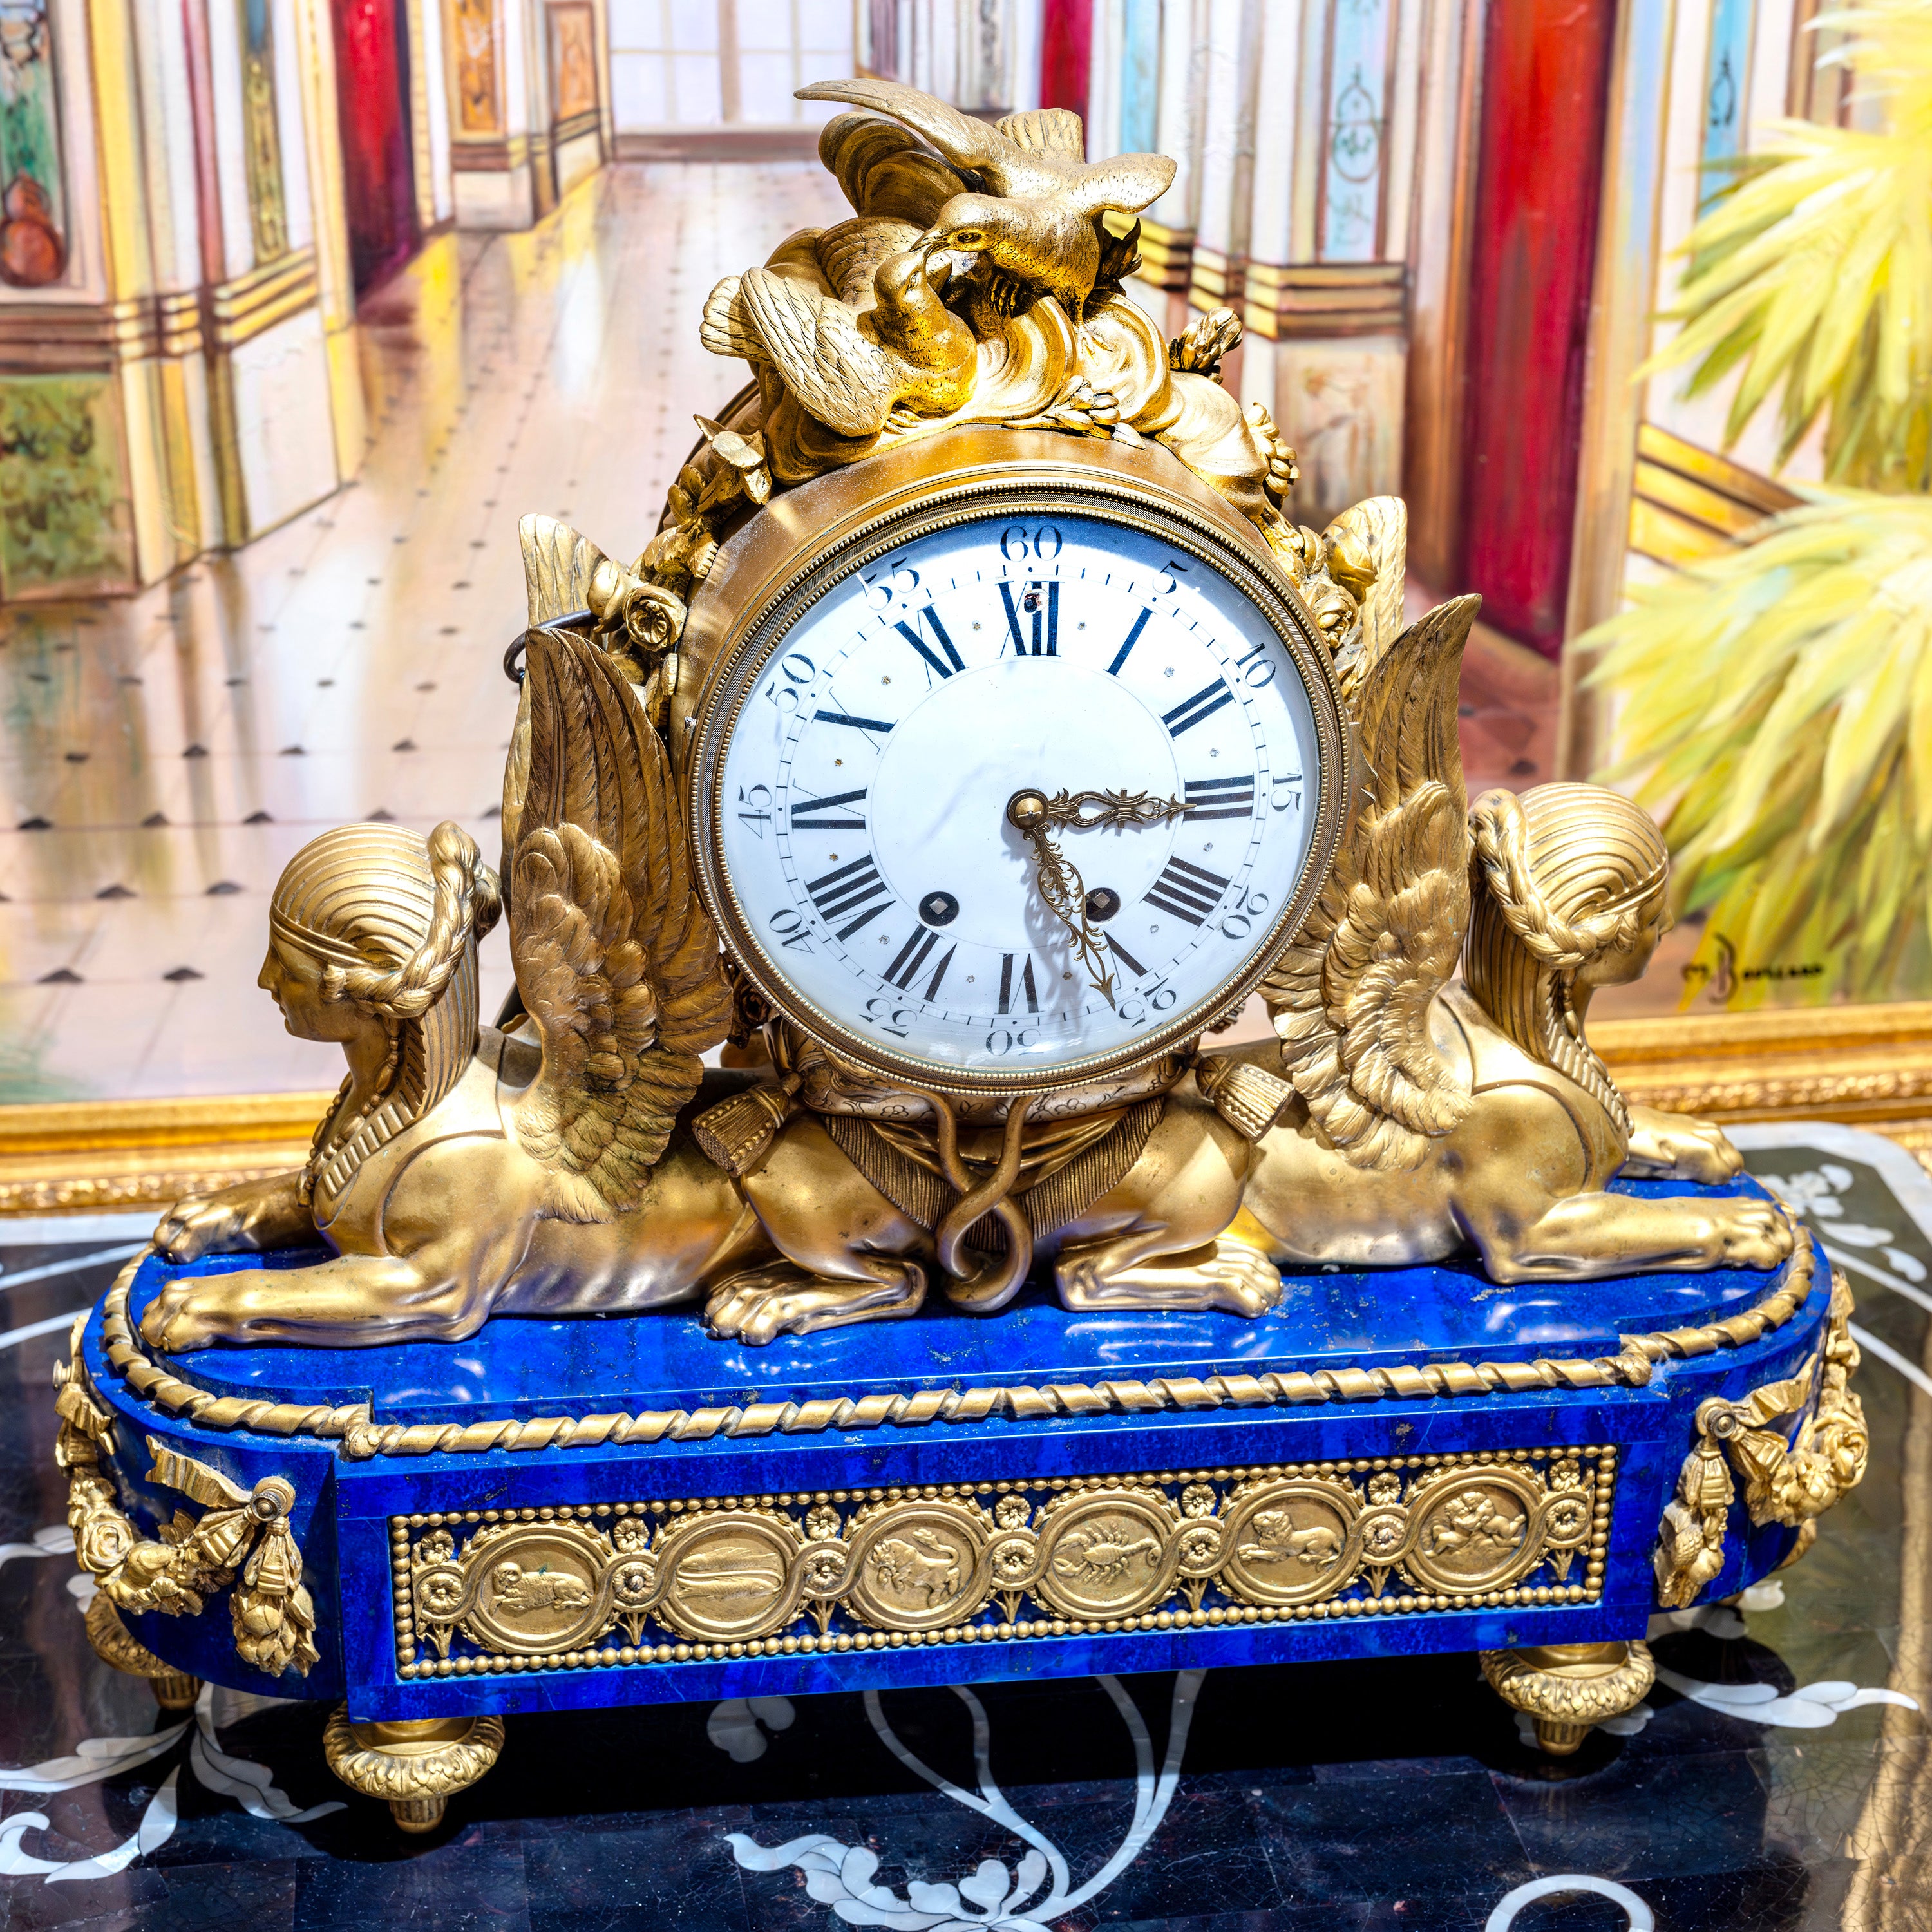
[78,1177,1832,1723]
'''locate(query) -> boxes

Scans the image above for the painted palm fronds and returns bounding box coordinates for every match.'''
[1642,0,1932,491]
[1589,0,1932,1004]
[1589,491,1932,1003]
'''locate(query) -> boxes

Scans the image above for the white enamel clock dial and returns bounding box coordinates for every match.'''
[699,503,1338,1089]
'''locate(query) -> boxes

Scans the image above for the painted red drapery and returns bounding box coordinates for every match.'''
[1458,0,1618,655]
[330,0,418,295]
[1041,0,1094,118]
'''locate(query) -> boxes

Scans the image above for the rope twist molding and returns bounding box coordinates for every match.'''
[91,1231,1818,1459]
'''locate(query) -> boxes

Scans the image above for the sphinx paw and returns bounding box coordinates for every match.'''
[703,1260,925,1345]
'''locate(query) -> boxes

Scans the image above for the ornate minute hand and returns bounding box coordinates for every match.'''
[1005,787,1188,1010]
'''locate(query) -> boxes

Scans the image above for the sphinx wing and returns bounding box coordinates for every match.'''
[1260,595,1481,1170]
[510,631,732,1218]
[735,266,896,437]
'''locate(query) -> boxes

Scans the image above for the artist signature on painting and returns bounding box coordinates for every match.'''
[1682,933,1824,1004]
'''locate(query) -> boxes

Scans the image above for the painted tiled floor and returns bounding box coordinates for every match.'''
[1,1126,1928,1929]
[0,160,1591,1105]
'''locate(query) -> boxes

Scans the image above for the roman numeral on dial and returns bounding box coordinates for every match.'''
[1162,679,1236,737]
[1144,857,1229,926]
[999,580,1058,656]
[814,708,896,736]
[998,952,1041,1013]
[894,611,964,679]
[1184,775,1255,820]
[883,928,955,999]
[790,786,867,829]
[1106,607,1153,675]
[806,856,891,940]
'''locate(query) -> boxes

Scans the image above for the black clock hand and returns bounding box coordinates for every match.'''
[1005,788,1187,1009]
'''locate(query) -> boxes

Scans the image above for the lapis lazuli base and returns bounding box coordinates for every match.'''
[79,1178,1829,1722]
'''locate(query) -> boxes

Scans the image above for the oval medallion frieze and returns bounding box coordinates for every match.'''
[1403,1468,1544,1595]
[1219,1479,1360,1607]
[656,1511,804,1642]
[464,1524,611,1654]
[845,1502,990,1632]
[1034,1491,1177,1620]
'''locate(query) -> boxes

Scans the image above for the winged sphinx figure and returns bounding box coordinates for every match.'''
[140,501,1787,1351]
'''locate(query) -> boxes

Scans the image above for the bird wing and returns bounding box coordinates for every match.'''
[510,631,732,1220]
[1260,596,1481,1171]
[997,107,1086,156]
[797,79,1013,173]
[819,112,968,223]
[734,265,898,438]
[816,216,925,309]
[700,274,767,362]
[1064,153,1179,219]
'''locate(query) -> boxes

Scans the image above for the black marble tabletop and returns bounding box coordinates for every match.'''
[3,1124,1927,1932]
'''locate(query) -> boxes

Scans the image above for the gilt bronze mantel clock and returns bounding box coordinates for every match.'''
[50,84,1864,1831]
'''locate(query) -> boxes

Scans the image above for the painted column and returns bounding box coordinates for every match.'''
[289,0,364,484]
[0,0,355,603]
[442,0,602,227]
[1137,0,1204,319]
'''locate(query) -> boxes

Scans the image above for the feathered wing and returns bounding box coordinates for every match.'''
[1324,496,1408,688]
[815,216,925,309]
[519,513,607,625]
[1260,595,1482,1170]
[715,266,899,437]
[504,518,623,880]
[510,632,732,1218]
[798,79,1012,174]
[819,112,968,225]
[997,107,1085,156]
[1061,152,1178,219]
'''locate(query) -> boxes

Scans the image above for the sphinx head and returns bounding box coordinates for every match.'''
[1464,783,1670,1132]
[264,820,502,1074]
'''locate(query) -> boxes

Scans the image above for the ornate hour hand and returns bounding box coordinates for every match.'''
[1034,788,1189,832]
[1006,787,1186,1009]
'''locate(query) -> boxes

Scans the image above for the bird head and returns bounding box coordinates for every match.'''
[918,191,1007,257]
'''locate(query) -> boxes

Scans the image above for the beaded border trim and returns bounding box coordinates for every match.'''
[387,1448,1617,1677]
[93,1224,1819,1460]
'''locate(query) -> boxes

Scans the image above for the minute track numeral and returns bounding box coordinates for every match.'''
[1162,679,1236,737]
[883,927,955,1000]
[1184,775,1255,820]
[790,786,867,829]
[1144,857,1229,926]
[806,856,892,940]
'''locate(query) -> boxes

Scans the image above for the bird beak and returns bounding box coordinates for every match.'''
[914,230,942,254]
